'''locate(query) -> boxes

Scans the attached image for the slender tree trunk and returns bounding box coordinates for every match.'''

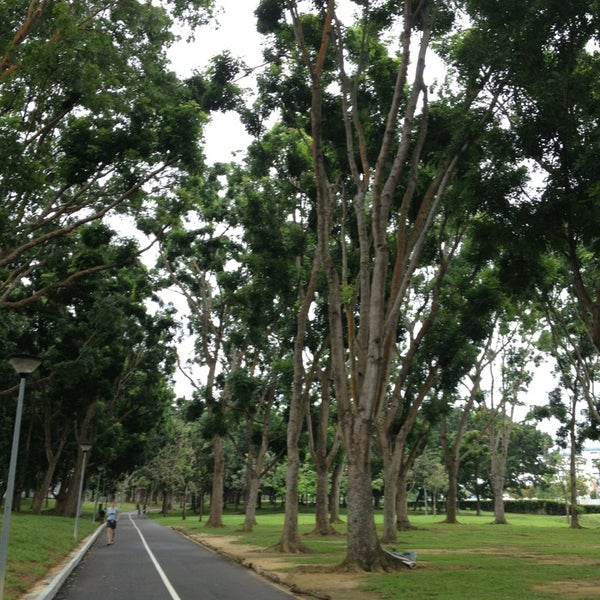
[444,456,459,524]
[396,471,411,531]
[276,240,320,552]
[441,369,484,524]
[54,403,96,517]
[243,474,260,533]
[489,417,513,525]
[197,488,204,521]
[31,414,70,514]
[378,372,435,540]
[279,437,304,551]
[380,446,400,542]
[243,416,271,533]
[490,451,508,525]
[329,454,344,524]
[313,459,334,535]
[491,479,507,524]
[161,488,170,515]
[569,398,580,529]
[309,367,339,536]
[206,434,225,527]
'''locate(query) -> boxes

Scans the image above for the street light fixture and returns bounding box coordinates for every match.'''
[0,354,42,599]
[73,443,92,540]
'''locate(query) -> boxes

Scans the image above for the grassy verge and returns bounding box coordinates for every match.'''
[149,509,600,600]
[0,501,105,600]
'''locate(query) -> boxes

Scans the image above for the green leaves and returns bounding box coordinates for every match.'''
[0,0,214,308]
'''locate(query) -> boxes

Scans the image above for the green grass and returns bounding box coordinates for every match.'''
[151,509,600,600]
[0,501,105,600]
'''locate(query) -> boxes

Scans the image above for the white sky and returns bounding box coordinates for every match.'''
[167,0,264,164]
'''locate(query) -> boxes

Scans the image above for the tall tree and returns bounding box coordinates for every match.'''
[252,0,540,569]
[483,329,538,525]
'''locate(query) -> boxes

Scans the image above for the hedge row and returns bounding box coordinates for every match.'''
[458,499,600,516]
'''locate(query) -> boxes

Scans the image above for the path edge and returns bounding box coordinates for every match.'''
[22,524,106,600]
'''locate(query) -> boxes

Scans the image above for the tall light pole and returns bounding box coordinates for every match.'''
[0,354,42,599]
[73,443,92,540]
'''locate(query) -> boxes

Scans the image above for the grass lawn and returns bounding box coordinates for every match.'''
[151,509,600,600]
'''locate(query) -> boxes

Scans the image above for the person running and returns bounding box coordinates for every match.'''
[105,500,119,545]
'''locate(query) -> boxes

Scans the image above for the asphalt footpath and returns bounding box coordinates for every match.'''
[23,513,298,600]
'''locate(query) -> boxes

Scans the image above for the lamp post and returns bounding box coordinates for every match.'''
[73,443,92,540]
[0,354,42,599]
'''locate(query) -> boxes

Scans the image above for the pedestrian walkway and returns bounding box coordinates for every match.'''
[32,513,297,600]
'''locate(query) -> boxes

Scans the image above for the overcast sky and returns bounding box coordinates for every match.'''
[167,0,264,164]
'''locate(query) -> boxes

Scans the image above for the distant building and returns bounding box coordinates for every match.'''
[559,445,600,503]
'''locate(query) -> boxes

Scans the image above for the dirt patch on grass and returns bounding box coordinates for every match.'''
[180,531,380,600]
[190,534,600,600]
[533,579,600,599]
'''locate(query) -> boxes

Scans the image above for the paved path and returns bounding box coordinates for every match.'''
[53,513,297,600]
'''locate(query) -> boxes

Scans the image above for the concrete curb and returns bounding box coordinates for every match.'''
[23,523,106,600]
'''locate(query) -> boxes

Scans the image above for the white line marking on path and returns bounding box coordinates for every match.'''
[129,514,182,600]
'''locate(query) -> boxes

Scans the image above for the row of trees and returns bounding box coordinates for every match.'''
[131,401,557,519]
[2,0,600,573]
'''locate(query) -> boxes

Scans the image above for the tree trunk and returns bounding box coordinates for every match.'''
[54,404,96,517]
[380,447,400,542]
[568,402,580,529]
[182,483,187,520]
[396,472,411,531]
[206,434,225,528]
[197,488,204,521]
[329,454,344,524]
[490,460,508,525]
[31,415,70,514]
[444,458,459,524]
[55,451,84,517]
[243,418,270,533]
[313,458,334,535]
[489,420,512,525]
[309,367,339,536]
[278,440,306,551]
[491,484,507,524]
[341,423,392,571]
[243,474,260,532]
[475,490,482,516]
[161,488,170,515]
[441,369,483,524]
[276,229,320,552]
